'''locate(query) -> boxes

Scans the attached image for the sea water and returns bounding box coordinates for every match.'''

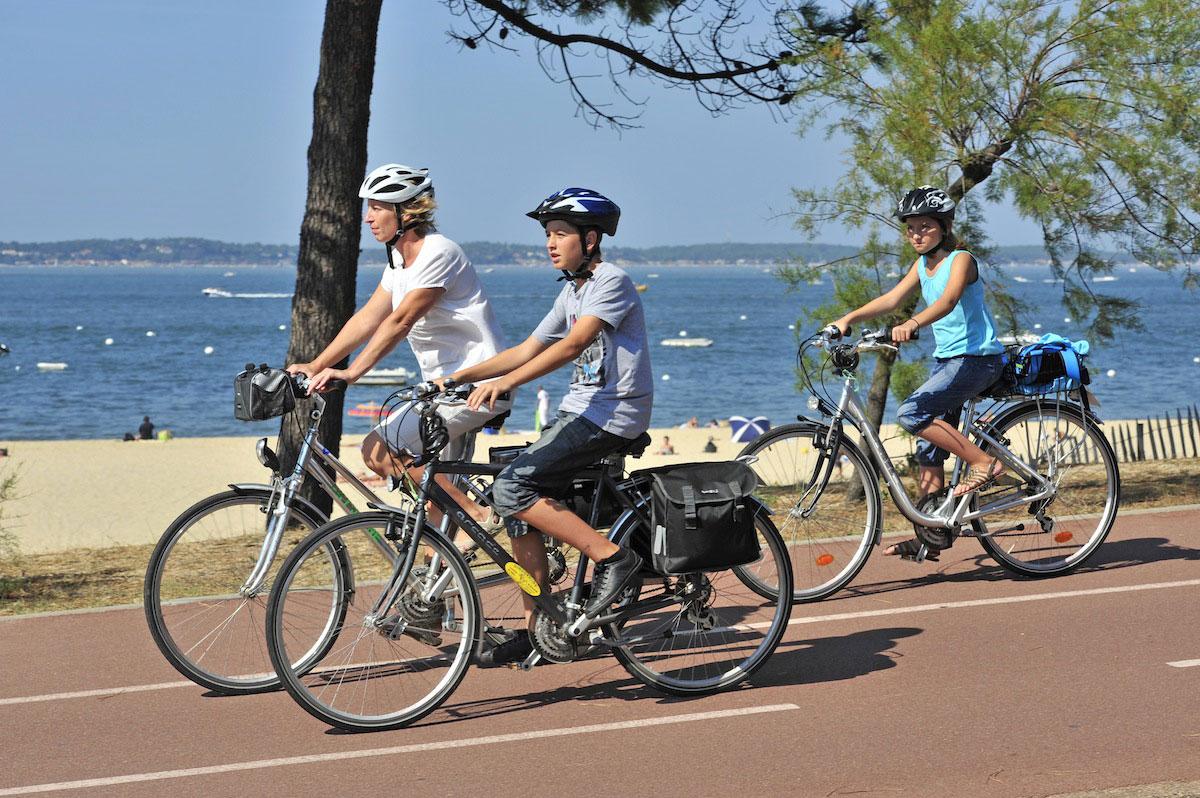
[1,262,1196,440]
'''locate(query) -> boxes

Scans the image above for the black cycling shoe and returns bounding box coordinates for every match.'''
[584,547,643,617]
[475,630,534,668]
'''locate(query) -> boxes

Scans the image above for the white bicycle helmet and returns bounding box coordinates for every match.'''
[359,164,433,204]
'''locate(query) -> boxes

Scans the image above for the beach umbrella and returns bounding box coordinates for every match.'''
[729,415,770,443]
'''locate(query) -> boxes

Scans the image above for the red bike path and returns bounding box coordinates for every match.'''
[2,505,1199,797]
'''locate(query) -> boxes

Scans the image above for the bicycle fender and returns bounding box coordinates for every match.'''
[227,483,332,525]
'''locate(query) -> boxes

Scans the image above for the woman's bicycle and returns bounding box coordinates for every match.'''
[263,382,794,731]
[143,371,536,695]
[740,327,1120,602]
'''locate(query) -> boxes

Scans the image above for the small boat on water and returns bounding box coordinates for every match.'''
[661,337,713,348]
[348,401,384,418]
[36,362,68,371]
[357,367,414,386]
[998,332,1040,345]
[202,287,232,297]
[635,284,649,293]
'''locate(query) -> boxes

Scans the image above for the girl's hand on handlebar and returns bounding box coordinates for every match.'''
[467,379,511,411]
[891,318,920,343]
[308,366,353,395]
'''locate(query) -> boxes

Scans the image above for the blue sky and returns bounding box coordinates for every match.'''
[0,1,1043,248]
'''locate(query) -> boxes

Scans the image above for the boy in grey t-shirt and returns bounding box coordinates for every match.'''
[447,187,653,666]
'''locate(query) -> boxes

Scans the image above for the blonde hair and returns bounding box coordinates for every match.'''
[399,192,437,236]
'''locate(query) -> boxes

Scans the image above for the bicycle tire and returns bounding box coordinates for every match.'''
[606,507,793,696]
[266,511,480,731]
[143,488,340,694]
[737,423,882,602]
[974,401,1120,576]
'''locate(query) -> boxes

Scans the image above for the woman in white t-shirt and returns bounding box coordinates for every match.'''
[287,164,511,503]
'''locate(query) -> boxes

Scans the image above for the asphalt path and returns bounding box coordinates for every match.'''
[3,505,1199,797]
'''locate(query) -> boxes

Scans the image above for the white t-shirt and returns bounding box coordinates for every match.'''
[379,234,507,379]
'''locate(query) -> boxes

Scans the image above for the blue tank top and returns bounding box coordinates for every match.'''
[917,249,1004,358]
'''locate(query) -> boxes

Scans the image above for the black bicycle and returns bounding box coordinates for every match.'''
[264,382,793,731]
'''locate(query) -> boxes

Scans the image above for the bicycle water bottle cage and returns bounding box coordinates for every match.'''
[830,344,859,372]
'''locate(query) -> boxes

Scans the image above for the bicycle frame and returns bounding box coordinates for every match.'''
[823,374,1058,531]
[369,455,671,651]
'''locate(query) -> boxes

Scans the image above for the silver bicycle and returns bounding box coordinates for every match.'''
[740,327,1121,602]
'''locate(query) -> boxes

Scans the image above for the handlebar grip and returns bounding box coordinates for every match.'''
[325,379,348,392]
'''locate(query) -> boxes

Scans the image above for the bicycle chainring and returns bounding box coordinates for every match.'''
[912,490,956,550]
[395,567,445,630]
[530,594,582,664]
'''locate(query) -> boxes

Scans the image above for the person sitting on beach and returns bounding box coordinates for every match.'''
[703,436,717,453]
[656,435,676,455]
[138,416,155,440]
[829,186,1005,561]
[288,163,510,526]
[445,187,653,666]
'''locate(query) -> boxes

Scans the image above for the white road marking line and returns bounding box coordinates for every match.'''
[6,577,1199,708]
[1167,659,1200,668]
[0,680,198,706]
[0,704,800,796]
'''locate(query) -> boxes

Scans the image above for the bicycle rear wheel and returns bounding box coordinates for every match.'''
[266,512,479,731]
[975,401,1120,576]
[143,489,333,694]
[606,509,792,696]
[738,424,881,601]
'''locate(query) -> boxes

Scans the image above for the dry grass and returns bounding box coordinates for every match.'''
[2,458,1199,617]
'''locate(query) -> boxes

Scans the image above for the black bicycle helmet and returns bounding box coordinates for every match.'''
[895,185,956,222]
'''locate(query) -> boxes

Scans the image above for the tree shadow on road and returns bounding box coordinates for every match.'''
[825,535,1200,605]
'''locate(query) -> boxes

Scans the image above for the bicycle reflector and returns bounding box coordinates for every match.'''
[815,553,835,566]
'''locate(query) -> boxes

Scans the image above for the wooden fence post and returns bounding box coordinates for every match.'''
[1137,421,1146,461]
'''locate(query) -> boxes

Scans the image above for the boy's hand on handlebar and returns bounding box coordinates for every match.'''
[467,379,511,411]
[890,318,920,343]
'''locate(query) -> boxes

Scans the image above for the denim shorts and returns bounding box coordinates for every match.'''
[896,354,1004,467]
[490,410,629,536]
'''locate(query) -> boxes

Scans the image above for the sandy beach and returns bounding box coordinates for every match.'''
[3,423,858,554]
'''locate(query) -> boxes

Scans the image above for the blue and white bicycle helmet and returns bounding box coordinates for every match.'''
[526,188,621,236]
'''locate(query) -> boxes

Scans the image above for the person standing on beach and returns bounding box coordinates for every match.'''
[287,164,510,523]
[829,186,1005,561]
[445,187,653,666]
[534,385,550,431]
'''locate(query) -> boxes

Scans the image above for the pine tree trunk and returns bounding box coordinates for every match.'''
[279,0,382,515]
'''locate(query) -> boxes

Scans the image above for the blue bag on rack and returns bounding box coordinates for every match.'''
[1006,334,1090,396]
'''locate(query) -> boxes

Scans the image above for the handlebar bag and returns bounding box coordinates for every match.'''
[233,367,296,421]
[649,461,760,575]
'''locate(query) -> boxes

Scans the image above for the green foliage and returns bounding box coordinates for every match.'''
[787,0,1200,340]
[888,359,929,404]
[0,467,21,580]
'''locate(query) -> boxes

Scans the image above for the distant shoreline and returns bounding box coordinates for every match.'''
[0,236,1120,269]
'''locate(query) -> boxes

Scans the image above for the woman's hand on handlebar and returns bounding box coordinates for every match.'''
[286,362,318,379]
[467,379,512,411]
[308,366,353,395]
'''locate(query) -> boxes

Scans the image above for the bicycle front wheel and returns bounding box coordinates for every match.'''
[975,401,1120,576]
[607,509,793,696]
[143,489,331,694]
[738,424,881,601]
[266,512,480,731]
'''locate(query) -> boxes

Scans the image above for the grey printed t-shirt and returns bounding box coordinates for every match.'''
[531,263,654,438]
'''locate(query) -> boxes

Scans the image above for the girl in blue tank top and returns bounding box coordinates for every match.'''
[831,186,1006,561]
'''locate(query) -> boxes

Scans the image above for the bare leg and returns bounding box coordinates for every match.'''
[883,466,944,555]
[512,498,619,562]
[361,432,495,526]
[510,533,550,628]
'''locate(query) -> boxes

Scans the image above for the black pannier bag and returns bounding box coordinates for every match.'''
[233,365,297,421]
[648,461,760,575]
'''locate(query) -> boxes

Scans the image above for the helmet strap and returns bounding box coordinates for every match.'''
[555,228,601,282]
